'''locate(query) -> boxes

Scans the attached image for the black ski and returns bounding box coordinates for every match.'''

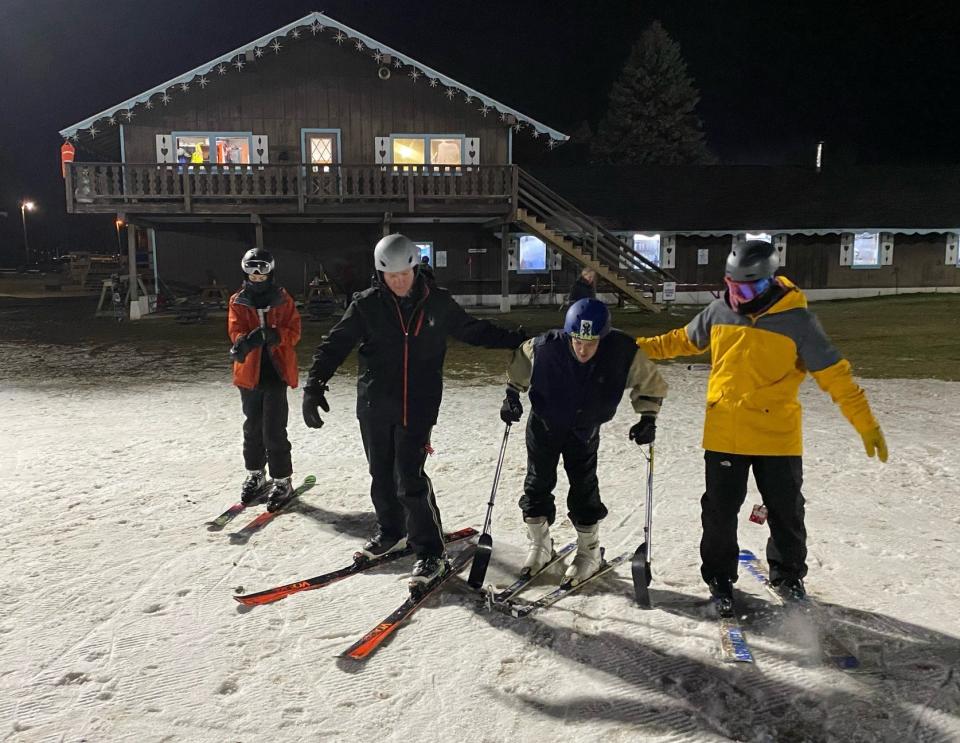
[341,546,476,661]
[234,527,478,606]
[494,551,629,618]
[489,542,576,604]
[738,549,859,669]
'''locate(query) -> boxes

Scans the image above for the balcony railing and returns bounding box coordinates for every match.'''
[65,162,517,216]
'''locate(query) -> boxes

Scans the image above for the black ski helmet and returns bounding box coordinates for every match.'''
[241,247,275,276]
[725,240,779,282]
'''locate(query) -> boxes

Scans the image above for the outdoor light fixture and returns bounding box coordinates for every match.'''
[20,200,36,265]
[816,141,823,171]
[115,217,125,256]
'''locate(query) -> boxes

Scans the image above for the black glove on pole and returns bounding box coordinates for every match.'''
[500,388,523,424]
[302,383,330,429]
[629,415,657,445]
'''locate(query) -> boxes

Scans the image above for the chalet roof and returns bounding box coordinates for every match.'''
[59,11,569,144]
[531,165,960,235]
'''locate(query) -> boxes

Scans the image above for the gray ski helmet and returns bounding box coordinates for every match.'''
[241,247,275,276]
[373,234,418,273]
[725,240,780,282]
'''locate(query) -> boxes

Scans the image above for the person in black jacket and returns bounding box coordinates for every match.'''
[302,233,525,589]
[565,267,597,308]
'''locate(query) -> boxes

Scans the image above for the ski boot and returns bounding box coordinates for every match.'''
[562,521,602,588]
[773,576,807,602]
[520,516,554,578]
[357,530,409,562]
[708,576,735,618]
[240,469,267,506]
[409,554,450,595]
[265,477,294,513]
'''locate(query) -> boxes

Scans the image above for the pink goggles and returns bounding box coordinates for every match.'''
[725,276,773,309]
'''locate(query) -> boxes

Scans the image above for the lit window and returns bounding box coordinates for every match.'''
[430,139,462,165]
[177,135,211,164]
[746,232,772,243]
[633,234,661,267]
[415,241,433,264]
[853,232,880,267]
[215,136,249,165]
[393,138,426,165]
[518,235,547,272]
[310,137,334,165]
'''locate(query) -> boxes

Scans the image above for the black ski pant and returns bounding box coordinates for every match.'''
[240,382,292,478]
[519,413,608,526]
[358,414,445,559]
[701,450,807,586]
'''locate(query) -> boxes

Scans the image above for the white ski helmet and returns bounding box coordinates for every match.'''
[374,234,418,273]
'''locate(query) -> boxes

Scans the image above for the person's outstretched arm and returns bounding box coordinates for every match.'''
[446,295,525,349]
[798,314,888,462]
[636,308,712,360]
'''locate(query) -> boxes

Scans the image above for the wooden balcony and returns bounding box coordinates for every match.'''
[65,162,518,219]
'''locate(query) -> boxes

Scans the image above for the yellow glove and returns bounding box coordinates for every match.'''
[860,426,888,463]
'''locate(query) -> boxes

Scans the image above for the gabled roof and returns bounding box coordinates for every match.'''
[59,11,568,144]
[531,165,960,235]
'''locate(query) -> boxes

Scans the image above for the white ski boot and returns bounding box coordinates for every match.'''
[521,516,554,577]
[563,521,602,587]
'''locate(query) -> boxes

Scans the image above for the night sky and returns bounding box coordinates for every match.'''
[1,0,958,262]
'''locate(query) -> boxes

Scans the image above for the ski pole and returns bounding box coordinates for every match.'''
[467,422,511,589]
[631,442,654,608]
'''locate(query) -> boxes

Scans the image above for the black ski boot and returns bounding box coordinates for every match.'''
[409,555,449,594]
[358,530,408,561]
[709,576,736,618]
[240,469,267,506]
[266,477,294,512]
[773,576,807,602]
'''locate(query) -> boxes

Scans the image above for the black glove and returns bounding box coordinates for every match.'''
[500,388,523,424]
[245,327,268,348]
[263,326,280,346]
[629,415,657,445]
[229,338,251,363]
[302,383,330,429]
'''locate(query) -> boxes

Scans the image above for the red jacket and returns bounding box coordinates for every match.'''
[228,287,301,390]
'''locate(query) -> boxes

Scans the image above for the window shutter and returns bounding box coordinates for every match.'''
[251,135,269,164]
[551,249,562,270]
[463,137,480,165]
[880,233,894,265]
[375,137,389,164]
[946,233,959,265]
[155,134,175,163]
[661,235,676,269]
[774,234,787,267]
[840,233,853,266]
[507,241,517,271]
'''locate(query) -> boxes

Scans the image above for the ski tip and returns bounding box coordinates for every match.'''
[738,549,758,560]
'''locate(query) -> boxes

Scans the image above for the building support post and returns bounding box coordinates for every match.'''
[127,223,140,320]
[148,227,159,305]
[500,224,511,313]
[253,215,264,250]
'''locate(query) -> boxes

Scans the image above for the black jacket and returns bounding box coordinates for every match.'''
[307,276,524,428]
[567,277,597,305]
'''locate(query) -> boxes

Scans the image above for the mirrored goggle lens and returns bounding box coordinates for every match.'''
[243,260,272,275]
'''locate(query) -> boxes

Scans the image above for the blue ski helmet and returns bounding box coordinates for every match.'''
[564,298,610,341]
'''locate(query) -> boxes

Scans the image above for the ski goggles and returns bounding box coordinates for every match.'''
[242,259,273,276]
[725,276,773,308]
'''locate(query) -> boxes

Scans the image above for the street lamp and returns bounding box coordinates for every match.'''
[20,200,36,266]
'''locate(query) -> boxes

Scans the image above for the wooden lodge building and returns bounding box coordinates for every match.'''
[59,12,960,316]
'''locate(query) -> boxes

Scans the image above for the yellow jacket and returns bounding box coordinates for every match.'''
[637,277,878,456]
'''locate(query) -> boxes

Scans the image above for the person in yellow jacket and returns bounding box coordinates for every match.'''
[636,240,887,615]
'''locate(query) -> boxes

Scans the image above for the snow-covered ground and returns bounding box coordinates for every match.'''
[3,354,959,742]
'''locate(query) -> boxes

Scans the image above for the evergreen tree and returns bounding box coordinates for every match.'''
[592,21,715,165]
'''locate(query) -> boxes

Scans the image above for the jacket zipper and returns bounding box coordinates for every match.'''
[391,286,430,427]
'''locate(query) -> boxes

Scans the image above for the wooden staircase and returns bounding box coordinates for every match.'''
[514,169,674,312]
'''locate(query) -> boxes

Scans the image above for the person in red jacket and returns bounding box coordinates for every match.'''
[228,248,302,512]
